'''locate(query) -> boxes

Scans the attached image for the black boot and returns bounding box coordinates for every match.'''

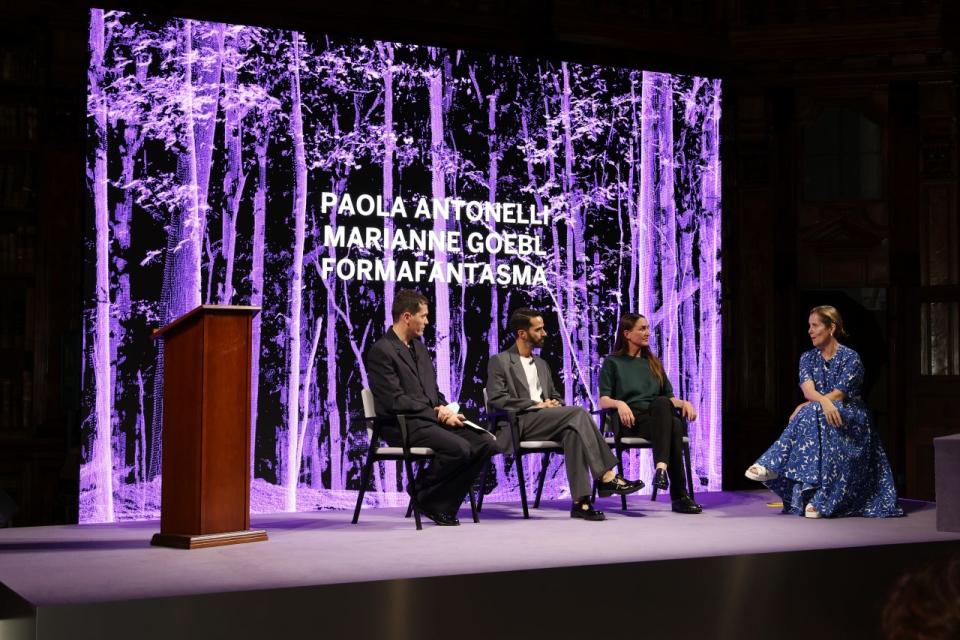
[653,467,669,491]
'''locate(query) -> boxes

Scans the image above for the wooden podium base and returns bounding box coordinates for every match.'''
[151,529,268,550]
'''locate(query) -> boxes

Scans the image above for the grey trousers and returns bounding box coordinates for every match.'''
[515,406,618,501]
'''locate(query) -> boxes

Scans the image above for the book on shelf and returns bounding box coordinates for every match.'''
[0,102,39,142]
[1,46,42,86]
[0,371,31,432]
[0,226,36,274]
[0,159,35,210]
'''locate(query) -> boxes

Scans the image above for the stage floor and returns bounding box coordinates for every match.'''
[2,489,958,608]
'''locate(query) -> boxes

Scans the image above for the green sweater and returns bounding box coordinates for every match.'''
[598,354,673,411]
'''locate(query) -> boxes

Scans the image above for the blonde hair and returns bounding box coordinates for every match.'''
[810,305,849,340]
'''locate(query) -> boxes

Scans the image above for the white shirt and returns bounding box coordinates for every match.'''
[521,356,543,402]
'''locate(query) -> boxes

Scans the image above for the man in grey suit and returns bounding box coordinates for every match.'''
[487,308,644,521]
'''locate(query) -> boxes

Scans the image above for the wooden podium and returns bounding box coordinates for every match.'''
[150,305,267,549]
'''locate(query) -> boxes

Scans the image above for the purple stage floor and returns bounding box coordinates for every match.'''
[1,489,957,608]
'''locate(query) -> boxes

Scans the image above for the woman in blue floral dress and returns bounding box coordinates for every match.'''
[745,306,903,518]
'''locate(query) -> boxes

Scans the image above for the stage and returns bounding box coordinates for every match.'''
[2,490,959,639]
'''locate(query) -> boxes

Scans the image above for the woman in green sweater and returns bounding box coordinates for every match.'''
[598,313,703,514]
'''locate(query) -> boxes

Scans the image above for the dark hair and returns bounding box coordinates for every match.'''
[392,289,428,322]
[611,313,666,387]
[882,554,960,639]
[809,305,849,340]
[509,308,542,334]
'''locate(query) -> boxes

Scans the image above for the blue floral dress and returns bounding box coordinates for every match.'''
[754,344,903,517]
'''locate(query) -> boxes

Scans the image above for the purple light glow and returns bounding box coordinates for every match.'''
[81,8,722,522]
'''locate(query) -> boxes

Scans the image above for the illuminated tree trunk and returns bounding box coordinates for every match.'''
[88,8,115,522]
[284,31,308,511]
[486,84,500,358]
[638,72,659,323]
[538,78,571,402]
[560,62,591,402]
[193,22,224,305]
[635,71,664,486]
[699,79,723,483]
[220,31,245,304]
[655,74,679,383]
[376,41,396,493]
[148,20,212,480]
[428,57,451,399]
[378,42,396,328]
[325,265,343,491]
[111,51,148,489]
[249,95,270,478]
[677,81,704,469]
[297,317,323,475]
[627,72,640,314]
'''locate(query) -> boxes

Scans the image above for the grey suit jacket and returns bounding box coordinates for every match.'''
[486,343,563,414]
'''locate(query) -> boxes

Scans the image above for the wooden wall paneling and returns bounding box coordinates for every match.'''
[887,79,920,489]
[770,87,801,444]
[908,79,960,499]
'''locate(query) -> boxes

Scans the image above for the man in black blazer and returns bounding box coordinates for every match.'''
[366,289,497,526]
[487,308,644,521]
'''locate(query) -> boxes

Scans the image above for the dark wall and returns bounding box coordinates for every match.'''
[0,0,956,525]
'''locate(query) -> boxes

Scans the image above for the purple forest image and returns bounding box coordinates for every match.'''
[82,8,722,522]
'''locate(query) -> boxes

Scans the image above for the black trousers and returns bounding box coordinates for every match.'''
[383,422,497,516]
[622,396,688,500]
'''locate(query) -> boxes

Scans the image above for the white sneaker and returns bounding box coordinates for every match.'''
[804,504,822,519]
[744,464,779,482]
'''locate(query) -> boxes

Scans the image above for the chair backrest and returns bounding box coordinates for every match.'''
[360,388,376,439]
[482,387,489,411]
[595,403,609,431]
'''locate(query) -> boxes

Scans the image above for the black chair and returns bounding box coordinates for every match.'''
[351,388,478,530]
[593,407,695,510]
[476,388,566,518]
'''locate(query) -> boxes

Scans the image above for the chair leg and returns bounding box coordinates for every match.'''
[683,441,695,501]
[650,449,660,503]
[405,461,422,518]
[403,457,423,530]
[534,452,550,509]
[351,449,376,524]
[514,452,530,519]
[618,447,628,511]
[468,489,479,523]
[476,459,489,513]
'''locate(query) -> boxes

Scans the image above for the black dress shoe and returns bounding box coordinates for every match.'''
[426,510,460,526]
[571,500,606,521]
[653,468,669,491]
[597,474,645,498]
[410,497,460,526]
[671,495,703,514]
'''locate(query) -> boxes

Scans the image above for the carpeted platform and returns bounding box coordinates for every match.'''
[2,490,959,639]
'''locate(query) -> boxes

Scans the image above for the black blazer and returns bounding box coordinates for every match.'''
[366,329,446,430]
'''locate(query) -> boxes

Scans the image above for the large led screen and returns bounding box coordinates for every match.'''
[82,8,722,522]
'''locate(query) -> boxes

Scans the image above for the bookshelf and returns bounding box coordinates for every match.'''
[0,14,84,526]
[0,32,39,439]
